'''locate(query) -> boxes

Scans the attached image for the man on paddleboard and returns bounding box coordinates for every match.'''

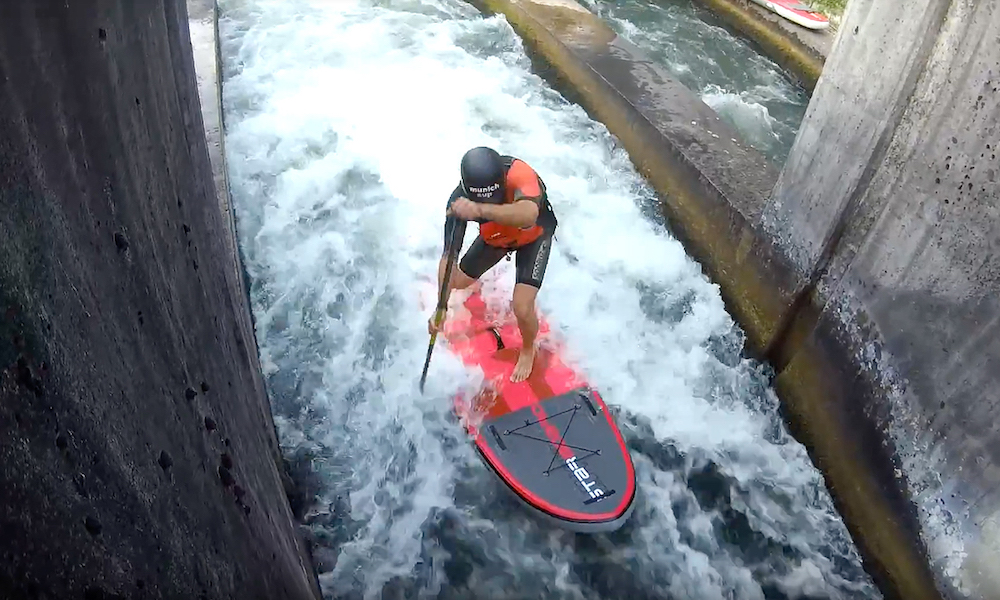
[427,146,558,383]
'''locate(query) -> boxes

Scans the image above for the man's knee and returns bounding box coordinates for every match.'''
[451,265,476,290]
[512,285,538,320]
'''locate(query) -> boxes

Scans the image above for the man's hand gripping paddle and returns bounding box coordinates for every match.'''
[419,218,463,394]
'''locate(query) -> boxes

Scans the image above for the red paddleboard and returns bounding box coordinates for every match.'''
[749,0,830,30]
[439,287,637,533]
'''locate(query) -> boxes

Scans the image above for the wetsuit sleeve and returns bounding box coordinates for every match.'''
[443,184,468,256]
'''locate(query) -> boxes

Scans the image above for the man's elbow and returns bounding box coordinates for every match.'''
[518,202,540,228]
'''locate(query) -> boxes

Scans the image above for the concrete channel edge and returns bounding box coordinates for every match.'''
[186,0,325,596]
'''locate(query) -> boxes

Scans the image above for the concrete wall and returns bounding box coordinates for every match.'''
[766,0,1000,597]
[464,0,994,598]
[0,1,321,598]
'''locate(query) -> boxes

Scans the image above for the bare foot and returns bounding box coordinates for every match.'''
[511,345,536,383]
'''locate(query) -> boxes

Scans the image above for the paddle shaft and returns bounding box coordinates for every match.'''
[419,218,464,393]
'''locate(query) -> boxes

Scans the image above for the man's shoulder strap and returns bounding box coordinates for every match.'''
[499,154,548,197]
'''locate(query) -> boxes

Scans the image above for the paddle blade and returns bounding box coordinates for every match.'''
[418,328,441,394]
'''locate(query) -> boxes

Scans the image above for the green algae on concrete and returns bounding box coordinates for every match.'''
[809,0,848,20]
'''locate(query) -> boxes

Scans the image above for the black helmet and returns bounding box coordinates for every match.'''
[460,146,505,204]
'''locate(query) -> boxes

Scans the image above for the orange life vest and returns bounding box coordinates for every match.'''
[479,156,547,249]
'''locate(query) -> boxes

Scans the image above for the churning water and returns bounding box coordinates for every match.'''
[579,0,809,165]
[218,0,880,597]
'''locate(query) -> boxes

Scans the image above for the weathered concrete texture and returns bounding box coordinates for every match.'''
[767,0,1000,598]
[687,0,833,92]
[0,1,321,599]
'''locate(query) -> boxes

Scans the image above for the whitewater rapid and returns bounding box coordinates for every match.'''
[579,0,809,164]
[218,0,880,598]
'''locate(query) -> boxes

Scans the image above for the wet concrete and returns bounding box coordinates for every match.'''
[466,0,957,598]
[0,1,321,598]
[767,0,1000,597]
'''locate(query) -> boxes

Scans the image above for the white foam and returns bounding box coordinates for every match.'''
[219,0,879,598]
[701,84,780,153]
[960,512,1000,599]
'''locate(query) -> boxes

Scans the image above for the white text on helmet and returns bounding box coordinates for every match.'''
[467,182,500,195]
